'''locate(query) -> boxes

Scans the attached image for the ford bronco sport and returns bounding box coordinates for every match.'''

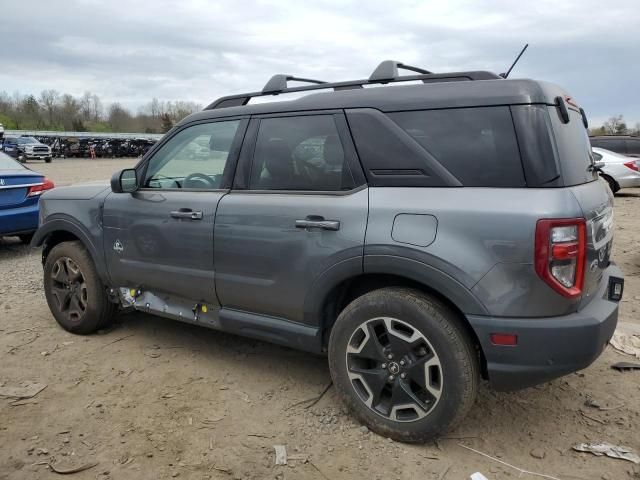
[33,61,624,442]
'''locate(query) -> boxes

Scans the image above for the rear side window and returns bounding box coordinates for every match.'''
[389,107,525,187]
[249,115,355,191]
[548,107,598,186]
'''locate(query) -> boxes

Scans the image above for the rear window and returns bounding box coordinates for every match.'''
[548,107,598,186]
[389,107,525,187]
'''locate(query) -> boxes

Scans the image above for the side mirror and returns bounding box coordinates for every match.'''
[111,168,139,193]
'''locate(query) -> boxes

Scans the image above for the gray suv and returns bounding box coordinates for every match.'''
[33,61,624,442]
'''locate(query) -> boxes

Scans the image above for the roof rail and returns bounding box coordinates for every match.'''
[205,60,502,110]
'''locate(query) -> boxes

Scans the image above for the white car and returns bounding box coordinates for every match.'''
[592,147,640,193]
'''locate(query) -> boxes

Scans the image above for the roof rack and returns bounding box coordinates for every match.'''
[369,60,432,82]
[262,75,327,94]
[205,60,502,110]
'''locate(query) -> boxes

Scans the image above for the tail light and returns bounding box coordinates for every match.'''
[623,161,639,172]
[535,218,586,298]
[27,178,55,197]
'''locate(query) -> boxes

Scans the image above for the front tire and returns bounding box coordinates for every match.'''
[328,287,478,443]
[44,241,115,334]
[45,156,52,163]
[18,233,34,244]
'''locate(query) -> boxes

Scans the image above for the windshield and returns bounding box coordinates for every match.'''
[16,137,39,144]
[0,151,24,170]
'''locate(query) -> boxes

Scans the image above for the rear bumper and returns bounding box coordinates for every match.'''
[0,203,39,236]
[468,264,622,391]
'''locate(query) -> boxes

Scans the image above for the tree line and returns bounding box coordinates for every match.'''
[0,90,202,134]
[1,90,638,137]
[588,115,639,136]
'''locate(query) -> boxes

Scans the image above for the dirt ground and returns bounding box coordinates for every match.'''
[1,158,639,480]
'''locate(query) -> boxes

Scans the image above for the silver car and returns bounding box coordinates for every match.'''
[593,147,640,193]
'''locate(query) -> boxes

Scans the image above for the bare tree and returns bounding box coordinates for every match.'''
[108,103,134,132]
[39,89,60,126]
[602,115,628,135]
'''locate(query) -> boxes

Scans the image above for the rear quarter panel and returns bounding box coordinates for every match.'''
[365,187,586,317]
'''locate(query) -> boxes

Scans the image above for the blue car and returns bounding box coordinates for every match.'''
[0,151,54,243]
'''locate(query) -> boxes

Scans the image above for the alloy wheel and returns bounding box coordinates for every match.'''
[50,257,88,322]
[345,317,443,422]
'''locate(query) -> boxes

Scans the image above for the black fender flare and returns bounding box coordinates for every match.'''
[32,215,111,285]
[363,255,489,316]
[303,253,489,330]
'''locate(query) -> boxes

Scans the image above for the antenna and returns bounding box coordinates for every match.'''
[500,43,529,79]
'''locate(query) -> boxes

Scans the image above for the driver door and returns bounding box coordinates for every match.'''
[102,118,247,304]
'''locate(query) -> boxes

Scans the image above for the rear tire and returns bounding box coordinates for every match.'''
[44,241,115,334]
[328,287,478,443]
[601,174,619,194]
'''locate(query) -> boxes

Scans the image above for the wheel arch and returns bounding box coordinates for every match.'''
[599,173,620,193]
[306,256,489,377]
[33,217,110,285]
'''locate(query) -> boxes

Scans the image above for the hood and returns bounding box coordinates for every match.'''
[41,182,110,200]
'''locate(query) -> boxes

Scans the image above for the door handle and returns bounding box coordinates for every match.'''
[170,209,203,220]
[295,217,340,231]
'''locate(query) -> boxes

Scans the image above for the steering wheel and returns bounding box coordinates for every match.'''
[183,172,218,189]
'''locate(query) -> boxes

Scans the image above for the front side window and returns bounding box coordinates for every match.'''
[249,115,354,191]
[143,120,240,189]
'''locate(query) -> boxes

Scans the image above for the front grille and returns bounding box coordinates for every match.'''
[33,147,49,153]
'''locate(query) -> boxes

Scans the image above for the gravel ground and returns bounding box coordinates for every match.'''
[1,158,639,480]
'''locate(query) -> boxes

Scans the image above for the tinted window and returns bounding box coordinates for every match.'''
[250,115,354,191]
[144,120,240,190]
[510,105,561,187]
[548,107,598,186]
[389,107,525,187]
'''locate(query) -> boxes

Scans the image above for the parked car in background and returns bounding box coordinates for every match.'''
[590,135,640,158]
[0,151,54,242]
[593,147,640,193]
[1,136,53,163]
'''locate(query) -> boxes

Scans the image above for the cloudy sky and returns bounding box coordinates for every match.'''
[1,0,638,126]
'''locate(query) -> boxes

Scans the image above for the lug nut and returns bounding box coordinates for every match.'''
[400,373,407,379]
[388,375,395,382]
[381,363,387,369]
[399,360,405,366]
[387,354,393,360]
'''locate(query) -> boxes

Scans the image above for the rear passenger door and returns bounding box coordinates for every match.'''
[213,112,368,324]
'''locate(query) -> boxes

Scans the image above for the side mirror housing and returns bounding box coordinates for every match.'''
[111,168,139,193]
